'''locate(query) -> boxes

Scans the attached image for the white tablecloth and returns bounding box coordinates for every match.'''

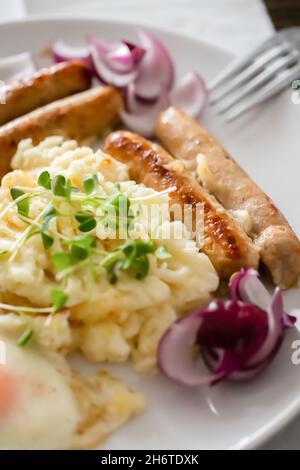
[1,0,299,451]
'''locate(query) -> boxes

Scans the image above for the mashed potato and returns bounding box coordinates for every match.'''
[0,137,219,373]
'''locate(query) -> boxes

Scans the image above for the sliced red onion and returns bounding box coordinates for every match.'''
[204,293,285,376]
[87,36,145,74]
[202,347,268,382]
[120,86,170,137]
[230,268,296,328]
[87,35,121,55]
[247,287,284,366]
[89,44,138,87]
[52,40,91,65]
[0,52,36,81]
[50,31,210,137]
[106,44,139,73]
[134,30,175,99]
[171,72,208,118]
[284,313,297,328]
[158,311,222,386]
[126,83,153,114]
[123,40,146,65]
[158,299,268,386]
[198,300,269,377]
[106,42,145,73]
[158,279,295,388]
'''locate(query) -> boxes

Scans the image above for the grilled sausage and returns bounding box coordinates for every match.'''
[104,130,259,279]
[0,86,123,178]
[0,60,91,126]
[155,107,300,288]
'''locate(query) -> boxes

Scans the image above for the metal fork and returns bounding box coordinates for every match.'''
[209,28,300,121]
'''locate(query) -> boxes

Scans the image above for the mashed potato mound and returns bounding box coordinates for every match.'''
[0,136,219,372]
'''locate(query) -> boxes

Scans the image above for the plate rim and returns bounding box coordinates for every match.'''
[0,14,299,451]
[0,14,233,61]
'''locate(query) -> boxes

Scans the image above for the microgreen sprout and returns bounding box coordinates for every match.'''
[83,175,99,195]
[37,170,52,190]
[51,288,69,312]
[3,170,173,312]
[10,188,30,218]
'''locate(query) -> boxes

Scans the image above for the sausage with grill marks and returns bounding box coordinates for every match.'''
[0,60,92,126]
[0,86,123,178]
[104,130,259,279]
[155,107,300,288]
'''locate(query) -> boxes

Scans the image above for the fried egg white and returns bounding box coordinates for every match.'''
[0,331,144,450]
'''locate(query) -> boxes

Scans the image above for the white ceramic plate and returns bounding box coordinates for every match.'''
[0,16,300,451]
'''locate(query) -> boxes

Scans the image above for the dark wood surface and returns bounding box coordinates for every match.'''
[265,0,300,29]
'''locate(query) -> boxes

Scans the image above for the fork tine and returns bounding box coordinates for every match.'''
[217,49,300,114]
[210,42,293,104]
[208,34,281,92]
[224,63,300,121]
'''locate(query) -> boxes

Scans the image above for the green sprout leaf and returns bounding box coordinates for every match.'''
[83,175,99,195]
[52,252,75,270]
[38,171,52,190]
[51,288,68,312]
[66,234,96,250]
[102,240,154,283]
[75,235,96,248]
[79,219,96,232]
[52,174,72,199]
[135,254,150,280]
[75,211,92,223]
[10,188,30,217]
[17,327,33,347]
[10,188,24,200]
[41,232,54,250]
[75,212,96,232]
[70,244,88,261]
[52,174,66,197]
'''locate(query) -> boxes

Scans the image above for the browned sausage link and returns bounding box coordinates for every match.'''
[155,106,300,288]
[0,60,92,126]
[0,86,123,179]
[104,130,259,279]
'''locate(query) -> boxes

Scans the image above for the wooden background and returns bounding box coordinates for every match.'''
[265,0,300,28]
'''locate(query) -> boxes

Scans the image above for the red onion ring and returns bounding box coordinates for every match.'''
[51,30,209,137]
[171,71,208,118]
[231,268,296,328]
[52,40,91,65]
[89,44,139,87]
[158,310,223,386]
[87,36,145,73]
[134,30,175,100]
[120,86,170,137]
[158,269,296,387]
